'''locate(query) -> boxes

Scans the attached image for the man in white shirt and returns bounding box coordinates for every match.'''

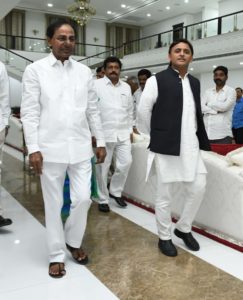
[138,39,210,257]
[133,69,151,134]
[94,56,133,213]
[21,19,106,278]
[202,66,236,143]
[0,62,12,228]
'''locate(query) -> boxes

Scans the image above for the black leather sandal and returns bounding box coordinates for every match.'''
[66,244,89,265]
[49,262,66,278]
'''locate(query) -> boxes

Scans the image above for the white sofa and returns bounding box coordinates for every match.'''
[5,115,24,152]
[124,142,243,245]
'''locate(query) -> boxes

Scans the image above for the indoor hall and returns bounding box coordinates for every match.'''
[1,0,243,299]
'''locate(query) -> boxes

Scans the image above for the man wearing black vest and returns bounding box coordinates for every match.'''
[137,39,210,257]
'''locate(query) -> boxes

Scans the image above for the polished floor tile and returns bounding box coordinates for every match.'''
[0,188,118,300]
[2,150,243,300]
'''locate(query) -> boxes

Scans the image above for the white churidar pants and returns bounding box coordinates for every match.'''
[155,171,206,240]
[0,129,5,216]
[96,139,132,204]
[40,159,92,263]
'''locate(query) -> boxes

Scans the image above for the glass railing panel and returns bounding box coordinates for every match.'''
[0,34,112,57]
[202,19,218,38]
[222,15,235,33]
[0,47,32,78]
[139,35,158,52]
[235,11,243,30]
[186,24,203,41]
[222,11,243,33]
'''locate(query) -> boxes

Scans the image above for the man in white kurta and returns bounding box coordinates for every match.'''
[138,39,210,257]
[21,20,106,278]
[94,56,133,212]
[0,62,12,227]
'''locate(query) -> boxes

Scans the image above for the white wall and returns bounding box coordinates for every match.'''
[85,20,107,56]
[200,69,243,94]
[219,0,243,16]
[141,14,198,37]
[25,11,46,39]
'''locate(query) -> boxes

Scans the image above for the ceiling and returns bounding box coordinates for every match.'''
[17,0,220,26]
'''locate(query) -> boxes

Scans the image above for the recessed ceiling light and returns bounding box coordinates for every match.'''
[121,4,126,8]
[47,3,53,7]
[107,10,112,14]
[190,67,194,71]
[213,65,217,68]
[166,6,170,10]
[184,0,189,3]
[240,62,243,65]
[147,13,151,17]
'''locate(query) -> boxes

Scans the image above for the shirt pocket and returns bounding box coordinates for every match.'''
[121,93,129,107]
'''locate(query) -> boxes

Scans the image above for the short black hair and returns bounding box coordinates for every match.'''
[213,66,228,76]
[46,18,76,39]
[168,38,194,56]
[236,87,243,92]
[137,69,152,78]
[103,56,122,69]
[96,66,103,73]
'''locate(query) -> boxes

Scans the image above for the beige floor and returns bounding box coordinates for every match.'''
[2,152,243,300]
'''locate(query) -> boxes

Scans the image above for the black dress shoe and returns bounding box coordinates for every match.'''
[158,239,177,257]
[174,229,200,251]
[0,215,12,227]
[98,203,110,213]
[109,193,127,207]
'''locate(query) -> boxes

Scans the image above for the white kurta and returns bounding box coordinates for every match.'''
[137,74,206,183]
[0,62,10,131]
[21,53,105,163]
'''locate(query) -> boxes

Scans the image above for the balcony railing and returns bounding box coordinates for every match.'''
[79,9,243,67]
[0,45,33,77]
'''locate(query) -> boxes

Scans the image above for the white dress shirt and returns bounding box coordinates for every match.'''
[201,85,236,140]
[138,74,206,183]
[94,76,133,142]
[21,53,105,164]
[0,62,10,131]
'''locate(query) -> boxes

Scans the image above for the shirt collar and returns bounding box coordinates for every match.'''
[48,52,73,67]
[212,84,227,92]
[104,75,121,87]
[170,66,189,78]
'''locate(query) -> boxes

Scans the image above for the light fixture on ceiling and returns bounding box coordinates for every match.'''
[184,0,189,3]
[166,6,170,10]
[213,65,217,68]
[67,0,96,26]
[190,67,194,71]
[147,13,151,17]
[121,4,126,8]
[107,10,112,14]
[240,62,243,65]
[47,3,53,7]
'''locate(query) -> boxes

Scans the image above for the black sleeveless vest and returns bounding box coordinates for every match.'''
[149,67,211,155]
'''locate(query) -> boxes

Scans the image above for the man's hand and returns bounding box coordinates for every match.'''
[95,147,106,164]
[29,151,43,175]
[133,127,140,135]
